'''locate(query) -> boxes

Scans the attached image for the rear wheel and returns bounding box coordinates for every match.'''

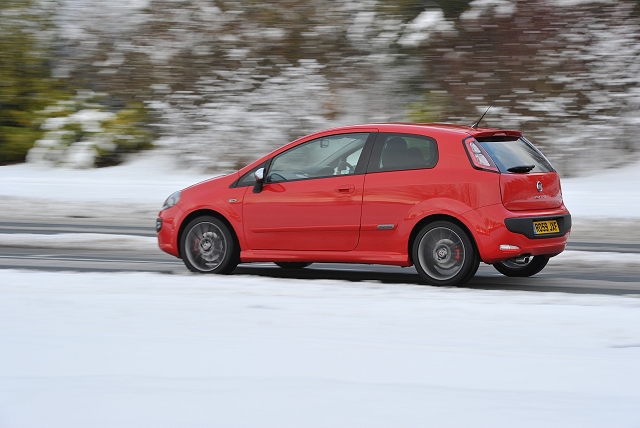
[493,255,549,277]
[180,216,239,274]
[412,221,477,286]
[275,262,312,269]
[462,250,481,283]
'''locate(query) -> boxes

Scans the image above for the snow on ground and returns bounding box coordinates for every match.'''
[0,233,154,252]
[0,151,211,206]
[1,270,639,428]
[1,153,640,426]
[561,158,640,218]
[1,151,640,218]
[2,152,640,248]
[0,151,212,225]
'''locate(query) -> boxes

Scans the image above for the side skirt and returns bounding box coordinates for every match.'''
[240,250,411,267]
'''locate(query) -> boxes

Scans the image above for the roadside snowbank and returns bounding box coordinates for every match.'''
[0,151,211,205]
[0,269,639,428]
[1,152,640,219]
[562,158,640,218]
[0,233,155,252]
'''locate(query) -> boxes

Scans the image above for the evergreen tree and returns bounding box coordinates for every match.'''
[0,0,63,164]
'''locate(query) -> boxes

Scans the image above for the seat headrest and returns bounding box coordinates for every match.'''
[385,136,407,151]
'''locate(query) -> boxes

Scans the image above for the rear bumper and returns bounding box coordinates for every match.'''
[505,214,571,239]
[462,204,571,264]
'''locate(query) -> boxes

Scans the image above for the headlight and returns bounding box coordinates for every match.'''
[161,190,181,210]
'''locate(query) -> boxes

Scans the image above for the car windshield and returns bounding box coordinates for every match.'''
[478,137,554,173]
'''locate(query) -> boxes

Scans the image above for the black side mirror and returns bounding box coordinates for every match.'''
[253,167,265,193]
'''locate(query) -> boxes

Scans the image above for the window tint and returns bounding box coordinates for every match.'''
[478,137,554,173]
[373,134,438,172]
[235,163,265,187]
[346,147,363,166]
[267,133,369,183]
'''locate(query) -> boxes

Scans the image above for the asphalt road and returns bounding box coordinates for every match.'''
[0,220,156,237]
[1,220,640,295]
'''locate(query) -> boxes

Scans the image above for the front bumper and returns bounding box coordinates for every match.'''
[156,206,183,258]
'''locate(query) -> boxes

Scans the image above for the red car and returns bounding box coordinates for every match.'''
[157,123,570,286]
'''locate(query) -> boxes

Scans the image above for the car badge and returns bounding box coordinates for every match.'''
[536,181,543,193]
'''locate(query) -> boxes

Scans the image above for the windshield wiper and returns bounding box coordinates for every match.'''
[507,165,535,173]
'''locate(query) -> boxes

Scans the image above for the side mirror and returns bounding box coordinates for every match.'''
[253,167,265,193]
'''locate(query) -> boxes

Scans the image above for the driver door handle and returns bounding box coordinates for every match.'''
[335,184,355,194]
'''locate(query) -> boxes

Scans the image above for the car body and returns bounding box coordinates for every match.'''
[157,123,571,286]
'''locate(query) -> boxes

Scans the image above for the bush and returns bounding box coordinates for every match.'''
[27,93,154,168]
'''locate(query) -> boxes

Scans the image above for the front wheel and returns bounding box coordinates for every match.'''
[493,255,549,277]
[180,216,239,274]
[412,221,477,286]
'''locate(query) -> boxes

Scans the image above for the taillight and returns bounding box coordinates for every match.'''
[463,137,499,173]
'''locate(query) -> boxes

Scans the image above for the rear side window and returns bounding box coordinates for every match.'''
[478,137,554,173]
[370,133,438,173]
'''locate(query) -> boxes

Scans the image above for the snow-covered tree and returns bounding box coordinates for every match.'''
[117,0,413,171]
[19,0,640,174]
[410,0,640,174]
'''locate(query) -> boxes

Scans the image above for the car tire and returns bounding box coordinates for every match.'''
[275,262,313,269]
[412,221,477,286]
[180,215,239,274]
[462,250,481,283]
[493,255,549,277]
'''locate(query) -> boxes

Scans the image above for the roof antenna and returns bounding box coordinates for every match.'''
[471,94,500,129]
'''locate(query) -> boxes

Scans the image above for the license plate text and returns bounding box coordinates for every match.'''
[533,220,560,235]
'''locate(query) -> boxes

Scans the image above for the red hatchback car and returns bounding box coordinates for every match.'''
[157,123,571,286]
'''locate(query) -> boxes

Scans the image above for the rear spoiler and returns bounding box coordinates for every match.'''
[471,130,522,140]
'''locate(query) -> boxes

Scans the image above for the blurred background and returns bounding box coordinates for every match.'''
[2,0,640,175]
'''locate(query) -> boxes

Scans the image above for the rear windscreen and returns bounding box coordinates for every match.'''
[478,137,554,173]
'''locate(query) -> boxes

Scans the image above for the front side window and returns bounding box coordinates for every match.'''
[371,134,438,172]
[267,133,369,183]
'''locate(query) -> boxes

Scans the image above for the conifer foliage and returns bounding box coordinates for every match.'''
[0,0,61,164]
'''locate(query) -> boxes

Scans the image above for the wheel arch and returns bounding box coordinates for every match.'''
[407,214,479,265]
[177,209,240,260]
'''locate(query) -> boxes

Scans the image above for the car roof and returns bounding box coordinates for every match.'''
[312,123,522,139]
[238,122,523,176]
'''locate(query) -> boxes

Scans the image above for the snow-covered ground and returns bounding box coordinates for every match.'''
[1,155,640,427]
[0,151,210,207]
[562,158,640,218]
[1,270,639,428]
[1,151,639,217]
[0,152,210,227]
[1,151,639,244]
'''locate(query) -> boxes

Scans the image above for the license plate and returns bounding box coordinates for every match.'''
[533,220,560,235]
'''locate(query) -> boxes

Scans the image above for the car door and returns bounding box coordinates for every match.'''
[359,133,440,253]
[243,131,376,251]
